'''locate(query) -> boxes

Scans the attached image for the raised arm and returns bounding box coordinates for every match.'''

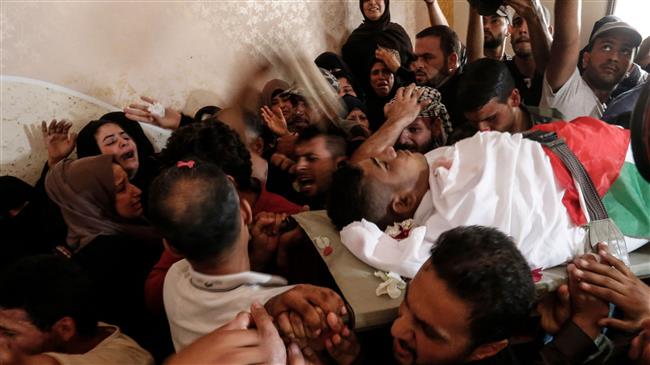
[545,0,581,92]
[506,0,553,73]
[466,6,485,63]
[424,0,449,27]
[351,84,426,164]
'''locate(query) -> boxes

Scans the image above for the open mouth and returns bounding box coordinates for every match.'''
[120,150,136,162]
[297,175,316,192]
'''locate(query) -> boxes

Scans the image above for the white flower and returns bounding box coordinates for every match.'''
[374,271,406,299]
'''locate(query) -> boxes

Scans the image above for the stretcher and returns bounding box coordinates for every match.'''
[294,210,650,331]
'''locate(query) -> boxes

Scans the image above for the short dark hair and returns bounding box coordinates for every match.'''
[430,226,535,347]
[0,255,99,337]
[148,161,241,264]
[457,58,516,112]
[416,25,462,58]
[158,120,254,191]
[327,164,393,230]
[296,125,348,158]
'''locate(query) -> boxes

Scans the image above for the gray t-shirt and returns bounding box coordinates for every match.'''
[540,67,605,120]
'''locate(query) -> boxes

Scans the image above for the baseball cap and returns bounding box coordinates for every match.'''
[590,21,642,48]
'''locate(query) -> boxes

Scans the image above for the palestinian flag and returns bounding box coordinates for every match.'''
[531,117,650,239]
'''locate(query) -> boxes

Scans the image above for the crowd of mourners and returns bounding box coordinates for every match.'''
[2,0,650,364]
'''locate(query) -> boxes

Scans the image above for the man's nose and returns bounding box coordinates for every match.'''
[398,131,410,144]
[381,146,397,160]
[478,121,491,132]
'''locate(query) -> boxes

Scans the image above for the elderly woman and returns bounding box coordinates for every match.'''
[45,154,161,343]
[342,0,412,96]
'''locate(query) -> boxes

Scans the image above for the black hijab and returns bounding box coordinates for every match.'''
[342,0,413,96]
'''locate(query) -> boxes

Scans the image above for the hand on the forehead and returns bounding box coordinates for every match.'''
[375,46,401,73]
[384,84,430,125]
[41,119,77,167]
[567,253,610,339]
[124,96,182,130]
[573,243,650,332]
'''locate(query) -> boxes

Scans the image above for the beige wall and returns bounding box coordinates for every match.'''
[0,1,419,114]
[0,0,609,181]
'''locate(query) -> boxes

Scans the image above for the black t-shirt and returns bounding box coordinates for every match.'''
[504,59,544,107]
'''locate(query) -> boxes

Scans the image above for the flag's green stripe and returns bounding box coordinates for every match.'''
[603,162,650,237]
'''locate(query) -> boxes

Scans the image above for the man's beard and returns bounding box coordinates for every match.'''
[584,62,625,91]
[428,59,451,88]
[484,33,505,49]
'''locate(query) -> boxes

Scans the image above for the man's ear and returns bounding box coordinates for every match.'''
[240,197,253,226]
[508,88,521,108]
[448,52,459,70]
[51,317,77,343]
[582,51,591,70]
[466,339,509,362]
[250,138,264,155]
[335,156,348,166]
[390,191,418,217]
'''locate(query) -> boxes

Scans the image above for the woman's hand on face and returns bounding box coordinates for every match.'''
[41,119,77,168]
[375,47,401,73]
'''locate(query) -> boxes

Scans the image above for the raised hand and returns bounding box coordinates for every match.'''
[124,96,182,130]
[383,84,429,126]
[261,105,290,137]
[41,119,77,168]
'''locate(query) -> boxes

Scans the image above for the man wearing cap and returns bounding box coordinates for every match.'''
[503,0,553,107]
[467,3,511,62]
[541,0,642,120]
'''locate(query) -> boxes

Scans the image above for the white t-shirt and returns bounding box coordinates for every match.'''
[163,259,293,351]
[44,322,153,365]
[540,67,605,120]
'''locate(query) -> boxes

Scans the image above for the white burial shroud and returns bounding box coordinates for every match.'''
[341,131,588,278]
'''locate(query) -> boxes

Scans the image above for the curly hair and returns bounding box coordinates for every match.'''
[158,119,254,191]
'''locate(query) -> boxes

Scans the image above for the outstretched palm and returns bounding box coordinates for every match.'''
[261,105,290,137]
[41,119,77,167]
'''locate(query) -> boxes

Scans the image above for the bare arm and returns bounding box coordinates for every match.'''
[506,0,553,73]
[466,7,485,63]
[545,0,581,92]
[351,84,426,164]
[424,0,449,27]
